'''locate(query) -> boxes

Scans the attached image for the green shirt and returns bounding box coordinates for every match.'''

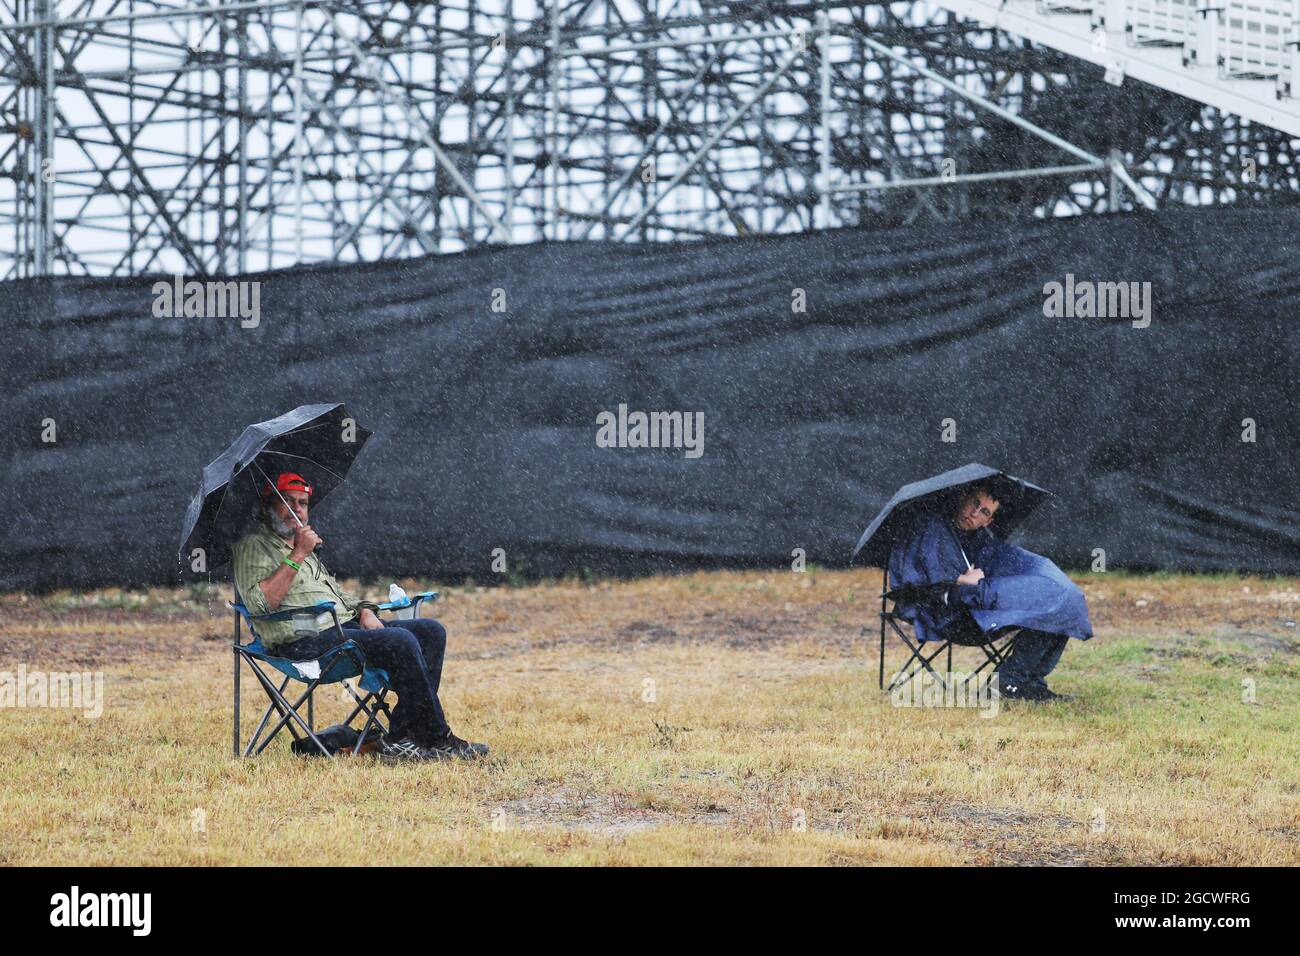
[231,519,361,649]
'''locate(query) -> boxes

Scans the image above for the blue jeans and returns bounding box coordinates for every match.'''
[277,616,451,744]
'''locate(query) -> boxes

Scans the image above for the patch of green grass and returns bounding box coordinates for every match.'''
[1084,638,1154,665]
[41,589,153,613]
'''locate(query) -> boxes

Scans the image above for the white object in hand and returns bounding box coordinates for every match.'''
[389,583,414,619]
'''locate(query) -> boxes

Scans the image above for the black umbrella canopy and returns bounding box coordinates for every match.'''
[850,463,1052,568]
[178,403,373,569]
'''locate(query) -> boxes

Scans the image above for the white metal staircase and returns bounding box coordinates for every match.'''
[933,0,1300,135]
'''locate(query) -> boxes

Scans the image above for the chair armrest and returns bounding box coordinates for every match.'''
[376,591,439,612]
[250,600,338,622]
[882,581,955,607]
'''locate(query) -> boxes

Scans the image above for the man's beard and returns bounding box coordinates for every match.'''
[265,510,296,539]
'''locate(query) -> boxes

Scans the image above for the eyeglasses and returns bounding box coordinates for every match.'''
[966,497,997,520]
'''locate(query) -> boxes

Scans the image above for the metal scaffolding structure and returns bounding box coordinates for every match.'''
[3,0,1299,278]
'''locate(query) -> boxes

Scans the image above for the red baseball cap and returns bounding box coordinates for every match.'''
[261,471,313,500]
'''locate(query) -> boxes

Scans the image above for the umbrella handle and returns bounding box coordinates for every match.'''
[292,510,324,552]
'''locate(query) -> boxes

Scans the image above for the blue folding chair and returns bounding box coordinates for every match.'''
[878,570,1020,696]
[231,589,438,757]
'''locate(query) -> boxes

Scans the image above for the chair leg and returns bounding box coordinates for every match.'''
[245,669,291,755]
[233,641,391,758]
[878,618,886,690]
[957,655,997,696]
[352,696,386,752]
[255,679,330,756]
[261,677,394,758]
[243,660,330,757]
[340,683,391,750]
[878,570,888,690]
[954,633,1019,696]
[247,700,278,755]
[885,635,926,692]
[233,645,241,758]
[888,646,952,693]
[979,634,1018,676]
[883,617,954,693]
[917,641,954,691]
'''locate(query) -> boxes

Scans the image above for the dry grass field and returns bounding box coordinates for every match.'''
[1,568,1297,865]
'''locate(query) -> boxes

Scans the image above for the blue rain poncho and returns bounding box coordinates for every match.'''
[887,512,1094,644]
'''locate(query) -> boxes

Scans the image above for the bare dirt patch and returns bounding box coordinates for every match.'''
[495,787,732,835]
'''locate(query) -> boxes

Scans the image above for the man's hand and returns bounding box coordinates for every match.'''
[956,567,985,586]
[290,523,322,561]
[358,607,384,630]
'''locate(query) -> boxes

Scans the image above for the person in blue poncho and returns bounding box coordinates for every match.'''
[887,481,1093,701]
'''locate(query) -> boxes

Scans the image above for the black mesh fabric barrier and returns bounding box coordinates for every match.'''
[2,208,1296,593]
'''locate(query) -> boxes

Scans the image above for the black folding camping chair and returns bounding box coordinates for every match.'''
[230,588,437,758]
[877,569,1020,695]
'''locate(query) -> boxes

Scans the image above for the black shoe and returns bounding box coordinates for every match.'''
[424,732,490,760]
[1035,686,1075,702]
[995,679,1042,701]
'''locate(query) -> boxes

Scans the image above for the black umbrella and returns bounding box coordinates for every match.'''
[178,402,373,570]
[850,463,1051,568]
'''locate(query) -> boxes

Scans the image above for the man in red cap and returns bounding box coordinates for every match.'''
[232,471,488,761]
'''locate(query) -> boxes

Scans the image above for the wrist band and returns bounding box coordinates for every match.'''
[281,557,301,571]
